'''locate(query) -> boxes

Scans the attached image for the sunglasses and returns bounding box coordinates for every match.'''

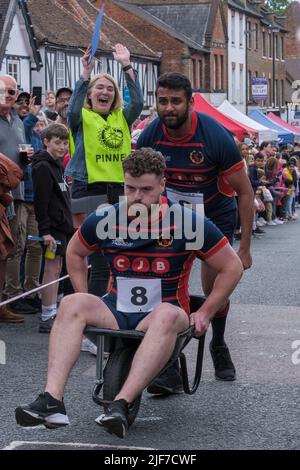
[56,97,70,104]
[16,98,30,105]
[7,89,17,96]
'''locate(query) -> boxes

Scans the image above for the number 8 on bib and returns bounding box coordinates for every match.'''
[116,278,162,313]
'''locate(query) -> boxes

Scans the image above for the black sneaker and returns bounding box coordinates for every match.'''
[209,342,236,381]
[254,227,266,234]
[147,362,183,395]
[234,232,241,241]
[26,296,41,311]
[10,299,39,314]
[15,392,70,429]
[99,399,129,438]
[39,316,56,333]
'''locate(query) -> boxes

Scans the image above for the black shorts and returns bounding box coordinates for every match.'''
[210,209,237,246]
[42,229,71,257]
[72,180,124,204]
[101,295,150,330]
[71,180,124,214]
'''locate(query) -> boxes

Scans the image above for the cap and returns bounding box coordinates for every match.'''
[243,137,253,146]
[55,87,73,99]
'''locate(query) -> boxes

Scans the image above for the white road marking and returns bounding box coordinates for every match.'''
[136,417,162,422]
[3,440,154,450]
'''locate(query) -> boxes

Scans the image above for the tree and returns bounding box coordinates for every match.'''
[265,0,291,15]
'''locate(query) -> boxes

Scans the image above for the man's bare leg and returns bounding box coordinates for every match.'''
[41,256,62,308]
[115,303,189,403]
[45,293,119,400]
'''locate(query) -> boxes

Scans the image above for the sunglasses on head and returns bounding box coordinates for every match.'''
[7,89,17,96]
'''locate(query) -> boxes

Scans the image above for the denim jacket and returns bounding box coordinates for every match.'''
[65,70,144,182]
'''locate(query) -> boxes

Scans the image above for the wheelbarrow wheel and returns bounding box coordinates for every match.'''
[103,346,142,426]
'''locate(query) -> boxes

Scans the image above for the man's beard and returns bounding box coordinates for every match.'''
[57,108,67,119]
[161,109,189,130]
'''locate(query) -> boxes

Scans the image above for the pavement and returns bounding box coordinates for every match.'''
[0,213,299,450]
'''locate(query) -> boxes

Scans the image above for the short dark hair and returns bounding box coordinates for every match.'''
[42,123,69,141]
[156,72,192,101]
[122,148,166,178]
[254,152,265,161]
[259,141,271,151]
[289,157,297,165]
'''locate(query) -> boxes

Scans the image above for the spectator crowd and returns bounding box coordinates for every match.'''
[238,140,299,240]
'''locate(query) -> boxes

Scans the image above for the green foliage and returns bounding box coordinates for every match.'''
[265,0,290,15]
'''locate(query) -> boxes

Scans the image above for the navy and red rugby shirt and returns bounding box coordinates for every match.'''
[78,198,228,314]
[137,112,244,219]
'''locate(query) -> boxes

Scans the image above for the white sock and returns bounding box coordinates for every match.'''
[41,304,57,321]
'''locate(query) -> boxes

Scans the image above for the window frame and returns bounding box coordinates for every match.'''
[7,58,20,86]
[239,14,243,47]
[56,51,66,89]
[262,31,266,57]
[268,33,272,59]
[231,11,236,45]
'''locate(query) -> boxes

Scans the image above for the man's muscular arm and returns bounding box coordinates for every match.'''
[66,232,93,293]
[226,168,254,269]
[190,243,243,336]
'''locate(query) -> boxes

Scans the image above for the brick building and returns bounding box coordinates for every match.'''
[244,1,287,113]
[96,0,228,107]
[284,0,300,122]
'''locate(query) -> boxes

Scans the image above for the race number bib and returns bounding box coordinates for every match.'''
[166,188,204,216]
[116,278,162,313]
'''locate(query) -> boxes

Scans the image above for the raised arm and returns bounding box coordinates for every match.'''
[67,46,93,131]
[112,43,144,126]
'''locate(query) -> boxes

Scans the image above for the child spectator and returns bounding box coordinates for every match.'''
[282,160,296,220]
[288,156,299,219]
[253,187,266,235]
[248,153,266,234]
[43,91,58,121]
[257,168,274,225]
[264,157,284,225]
[32,124,73,333]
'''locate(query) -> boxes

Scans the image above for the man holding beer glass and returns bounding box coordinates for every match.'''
[0,75,39,318]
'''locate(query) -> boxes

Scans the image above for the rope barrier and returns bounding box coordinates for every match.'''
[0,265,91,308]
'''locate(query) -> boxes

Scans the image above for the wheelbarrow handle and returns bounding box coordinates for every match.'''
[180,333,206,395]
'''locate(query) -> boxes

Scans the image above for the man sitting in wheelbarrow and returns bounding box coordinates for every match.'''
[15,148,243,438]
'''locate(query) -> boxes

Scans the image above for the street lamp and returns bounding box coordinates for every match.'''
[245,25,257,115]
